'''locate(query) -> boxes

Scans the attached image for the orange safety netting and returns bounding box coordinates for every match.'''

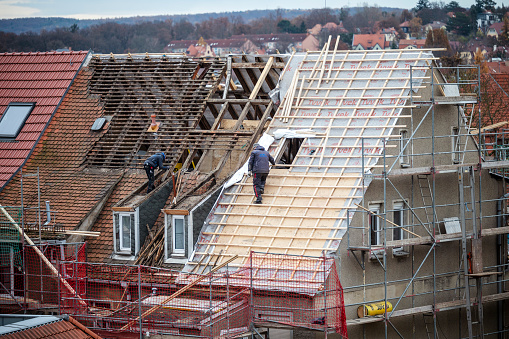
[0,246,347,338]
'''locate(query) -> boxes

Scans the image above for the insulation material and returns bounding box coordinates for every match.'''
[186,50,434,280]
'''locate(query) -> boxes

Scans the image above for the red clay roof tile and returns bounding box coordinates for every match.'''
[0,51,88,189]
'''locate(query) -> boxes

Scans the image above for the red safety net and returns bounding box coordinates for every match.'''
[242,252,348,337]
[0,242,85,313]
[0,247,347,339]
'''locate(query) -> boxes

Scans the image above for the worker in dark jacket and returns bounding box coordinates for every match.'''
[144,152,168,193]
[248,144,275,204]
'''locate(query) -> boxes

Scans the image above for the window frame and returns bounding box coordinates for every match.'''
[0,102,35,139]
[369,203,382,246]
[171,215,185,255]
[118,213,132,252]
[393,202,405,252]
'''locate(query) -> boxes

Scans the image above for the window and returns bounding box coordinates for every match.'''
[172,216,185,254]
[0,103,35,138]
[119,213,132,252]
[399,130,410,167]
[369,204,381,246]
[393,202,405,252]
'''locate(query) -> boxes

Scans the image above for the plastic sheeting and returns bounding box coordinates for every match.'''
[224,133,275,189]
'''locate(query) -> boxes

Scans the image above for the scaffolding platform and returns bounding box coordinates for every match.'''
[347,292,509,326]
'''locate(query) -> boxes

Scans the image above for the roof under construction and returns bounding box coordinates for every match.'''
[187,50,435,277]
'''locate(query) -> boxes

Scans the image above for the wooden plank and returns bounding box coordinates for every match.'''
[162,209,189,215]
[112,206,135,212]
[249,56,274,100]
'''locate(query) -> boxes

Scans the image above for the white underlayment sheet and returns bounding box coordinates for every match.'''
[183,51,433,280]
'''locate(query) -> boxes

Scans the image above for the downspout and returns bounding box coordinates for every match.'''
[496,192,509,339]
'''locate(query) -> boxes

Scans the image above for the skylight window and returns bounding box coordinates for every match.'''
[0,103,35,138]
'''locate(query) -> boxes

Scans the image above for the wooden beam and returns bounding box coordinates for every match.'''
[112,206,135,212]
[162,209,189,215]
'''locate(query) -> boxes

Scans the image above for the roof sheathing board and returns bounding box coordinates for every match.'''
[185,50,435,284]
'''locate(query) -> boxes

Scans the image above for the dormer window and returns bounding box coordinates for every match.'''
[0,103,35,138]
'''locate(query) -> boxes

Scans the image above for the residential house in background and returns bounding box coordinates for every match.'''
[164,40,195,53]
[322,21,349,34]
[398,38,426,49]
[487,22,505,38]
[207,38,258,55]
[230,33,310,52]
[400,21,411,38]
[477,10,501,33]
[378,27,398,45]
[352,33,389,50]
[166,37,261,56]
[424,21,447,34]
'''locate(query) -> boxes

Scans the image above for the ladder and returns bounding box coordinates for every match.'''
[458,166,483,339]
[417,174,440,234]
[423,313,438,339]
[453,104,474,165]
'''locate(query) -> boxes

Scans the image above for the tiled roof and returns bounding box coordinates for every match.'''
[0,51,89,189]
[479,73,509,126]
[0,315,100,339]
[399,39,426,48]
[352,34,385,49]
[0,67,145,262]
[488,21,504,33]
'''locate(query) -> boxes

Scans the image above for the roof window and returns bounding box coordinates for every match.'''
[91,117,106,131]
[0,103,35,138]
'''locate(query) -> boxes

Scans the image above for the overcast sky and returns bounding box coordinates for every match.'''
[0,0,477,19]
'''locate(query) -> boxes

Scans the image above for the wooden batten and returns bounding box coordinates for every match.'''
[112,206,135,212]
[162,209,189,215]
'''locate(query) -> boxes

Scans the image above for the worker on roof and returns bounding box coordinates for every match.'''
[248,144,275,204]
[144,152,168,194]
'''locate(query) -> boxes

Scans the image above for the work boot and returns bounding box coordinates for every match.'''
[255,200,262,204]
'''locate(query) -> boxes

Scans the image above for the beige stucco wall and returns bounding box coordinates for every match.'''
[337,68,508,338]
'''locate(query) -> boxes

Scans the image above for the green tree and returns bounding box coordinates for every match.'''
[277,20,292,33]
[69,23,79,33]
[415,0,431,11]
[475,0,496,11]
[445,1,461,11]
[447,12,474,35]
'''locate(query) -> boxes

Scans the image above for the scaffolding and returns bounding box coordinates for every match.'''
[345,63,509,338]
[0,237,347,338]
